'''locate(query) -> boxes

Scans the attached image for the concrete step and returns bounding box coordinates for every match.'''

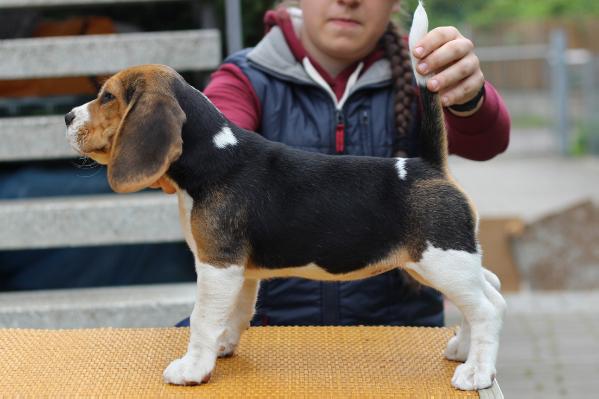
[0,283,195,328]
[0,0,180,8]
[0,115,76,160]
[0,29,220,79]
[0,192,183,250]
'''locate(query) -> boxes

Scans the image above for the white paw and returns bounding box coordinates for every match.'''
[217,336,238,358]
[444,331,469,362]
[163,353,215,386]
[451,362,495,391]
[217,324,247,357]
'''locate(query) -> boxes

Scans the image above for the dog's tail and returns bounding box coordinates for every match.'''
[409,1,448,171]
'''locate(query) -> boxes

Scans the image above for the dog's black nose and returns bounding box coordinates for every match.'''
[65,111,76,126]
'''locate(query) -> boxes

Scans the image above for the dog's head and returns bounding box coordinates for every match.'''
[65,64,186,193]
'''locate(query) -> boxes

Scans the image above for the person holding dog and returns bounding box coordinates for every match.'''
[175,0,510,328]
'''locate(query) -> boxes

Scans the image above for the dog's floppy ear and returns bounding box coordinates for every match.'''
[108,90,185,193]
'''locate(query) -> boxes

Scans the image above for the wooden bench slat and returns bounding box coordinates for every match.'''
[0,30,221,79]
[0,193,183,250]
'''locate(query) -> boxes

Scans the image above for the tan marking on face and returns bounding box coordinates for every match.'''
[74,78,128,163]
[72,65,182,165]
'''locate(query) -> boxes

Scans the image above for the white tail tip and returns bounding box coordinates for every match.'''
[409,1,429,86]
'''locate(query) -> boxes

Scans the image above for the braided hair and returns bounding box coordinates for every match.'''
[381,22,415,158]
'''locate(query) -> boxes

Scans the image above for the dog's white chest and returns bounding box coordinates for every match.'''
[176,189,197,258]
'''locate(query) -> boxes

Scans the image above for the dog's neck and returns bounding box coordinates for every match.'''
[166,80,249,200]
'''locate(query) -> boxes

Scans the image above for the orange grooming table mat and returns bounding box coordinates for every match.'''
[0,326,502,398]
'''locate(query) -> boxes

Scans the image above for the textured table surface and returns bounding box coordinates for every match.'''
[0,326,502,398]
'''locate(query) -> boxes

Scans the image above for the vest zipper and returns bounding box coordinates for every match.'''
[302,58,364,156]
[335,110,345,154]
[361,109,369,125]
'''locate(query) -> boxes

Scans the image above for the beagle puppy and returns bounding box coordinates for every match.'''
[65,3,505,391]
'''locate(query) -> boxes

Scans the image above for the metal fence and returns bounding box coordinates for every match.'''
[477,30,599,156]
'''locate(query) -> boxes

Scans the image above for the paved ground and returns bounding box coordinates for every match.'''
[445,291,599,399]
[447,128,599,222]
[446,129,599,398]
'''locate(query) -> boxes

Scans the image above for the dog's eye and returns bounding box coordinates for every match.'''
[100,91,115,104]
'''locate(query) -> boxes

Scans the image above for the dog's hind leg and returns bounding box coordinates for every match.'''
[444,315,471,362]
[217,278,260,357]
[163,263,245,385]
[444,267,502,362]
[405,245,506,391]
[483,268,501,291]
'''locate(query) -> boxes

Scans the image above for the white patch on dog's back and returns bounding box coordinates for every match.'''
[395,158,408,180]
[213,126,238,149]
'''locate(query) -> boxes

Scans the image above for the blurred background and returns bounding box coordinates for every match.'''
[0,1,597,398]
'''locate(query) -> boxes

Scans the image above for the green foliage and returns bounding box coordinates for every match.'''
[401,0,599,28]
[241,0,278,46]
[236,0,599,46]
[572,120,599,156]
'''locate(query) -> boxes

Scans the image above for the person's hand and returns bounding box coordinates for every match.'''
[412,26,484,115]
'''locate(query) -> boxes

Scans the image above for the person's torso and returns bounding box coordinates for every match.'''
[225,24,421,157]
[216,34,442,327]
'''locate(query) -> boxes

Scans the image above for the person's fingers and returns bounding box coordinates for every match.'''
[416,37,474,77]
[412,26,462,59]
[438,69,485,107]
[427,53,480,95]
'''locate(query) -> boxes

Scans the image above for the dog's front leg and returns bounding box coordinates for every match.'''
[163,263,245,385]
[218,278,260,357]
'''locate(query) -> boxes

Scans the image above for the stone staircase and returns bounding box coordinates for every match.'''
[0,0,228,325]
